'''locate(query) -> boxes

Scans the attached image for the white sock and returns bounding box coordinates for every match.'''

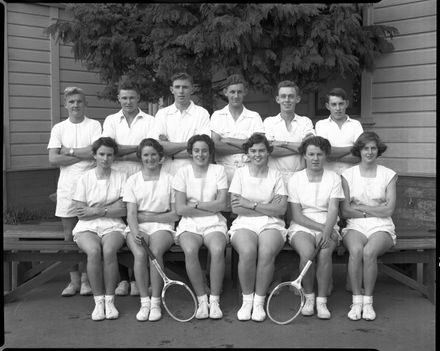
[105,295,115,302]
[140,296,151,305]
[352,295,363,304]
[93,295,104,303]
[316,296,327,304]
[253,294,265,306]
[150,297,160,306]
[242,293,254,303]
[197,294,208,304]
[304,292,315,300]
[363,295,373,304]
[209,295,220,303]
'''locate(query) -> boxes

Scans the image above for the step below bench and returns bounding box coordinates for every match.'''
[4,224,436,304]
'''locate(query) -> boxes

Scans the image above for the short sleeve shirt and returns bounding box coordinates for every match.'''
[287,169,344,215]
[153,101,211,142]
[73,168,127,207]
[342,165,397,207]
[229,165,287,203]
[173,164,228,202]
[122,169,175,212]
[315,115,363,147]
[102,109,155,145]
[263,113,315,173]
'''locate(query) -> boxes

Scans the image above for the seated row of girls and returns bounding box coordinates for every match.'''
[71,131,396,323]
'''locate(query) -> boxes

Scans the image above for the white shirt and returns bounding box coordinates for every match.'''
[47,117,102,189]
[315,115,363,147]
[153,101,210,142]
[123,169,175,212]
[210,105,264,166]
[263,113,315,173]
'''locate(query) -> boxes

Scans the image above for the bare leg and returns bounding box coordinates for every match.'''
[315,234,337,298]
[204,232,227,296]
[289,232,316,294]
[231,229,258,295]
[75,231,104,295]
[179,232,205,296]
[343,230,367,296]
[126,233,150,297]
[149,231,174,298]
[101,232,125,295]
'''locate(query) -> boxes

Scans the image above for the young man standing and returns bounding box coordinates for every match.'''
[263,80,315,185]
[48,87,102,296]
[210,74,264,183]
[101,78,155,296]
[153,72,211,176]
[315,88,364,175]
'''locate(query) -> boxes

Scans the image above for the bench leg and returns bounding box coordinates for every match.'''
[424,251,436,304]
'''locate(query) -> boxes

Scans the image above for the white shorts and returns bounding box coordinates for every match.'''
[287,227,340,244]
[175,215,228,243]
[125,222,175,236]
[229,215,287,241]
[72,218,127,242]
[341,217,396,245]
[287,212,341,243]
[55,181,78,218]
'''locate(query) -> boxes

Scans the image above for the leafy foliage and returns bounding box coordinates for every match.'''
[46,3,398,110]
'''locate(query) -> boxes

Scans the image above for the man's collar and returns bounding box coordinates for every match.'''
[118,108,144,122]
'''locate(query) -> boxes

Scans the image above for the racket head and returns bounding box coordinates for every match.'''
[161,280,198,322]
[267,281,305,325]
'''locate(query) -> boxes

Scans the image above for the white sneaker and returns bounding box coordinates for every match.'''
[80,281,93,296]
[136,304,150,322]
[61,282,79,297]
[316,301,331,319]
[91,300,105,321]
[237,301,253,321]
[130,281,140,296]
[251,303,266,322]
[209,300,223,319]
[148,304,162,322]
[105,298,119,319]
[362,303,376,321]
[196,301,209,319]
[348,303,363,321]
[115,280,129,296]
[301,297,315,316]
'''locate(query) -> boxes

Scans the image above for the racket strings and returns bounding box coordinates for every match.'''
[267,283,304,325]
[162,283,197,322]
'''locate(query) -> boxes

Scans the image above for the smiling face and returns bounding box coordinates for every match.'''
[191,141,210,167]
[94,145,115,170]
[118,89,140,115]
[224,83,246,108]
[360,140,379,164]
[170,79,193,106]
[140,145,162,170]
[276,87,301,114]
[64,94,86,120]
[304,144,326,172]
[326,95,349,122]
[247,142,269,167]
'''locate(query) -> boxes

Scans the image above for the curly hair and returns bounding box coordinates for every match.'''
[187,134,216,156]
[242,133,273,154]
[351,131,387,157]
[136,138,164,159]
[92,137,118,155]
[298,136,331,156]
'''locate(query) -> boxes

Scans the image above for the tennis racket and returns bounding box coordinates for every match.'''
[140,237,197,322]
[266,243,322,325]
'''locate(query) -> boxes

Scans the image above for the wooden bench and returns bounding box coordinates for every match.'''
[231,227,436,304]
[3,222,210,303]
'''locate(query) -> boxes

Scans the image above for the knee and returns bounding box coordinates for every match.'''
[102,247,118,262]
[238,248,257,263]
[209,246,225,260]
[257,248,276,264]
[182,245,199,259]
[318,249,333,263]
[363,247,378,263]
[87,247,102,262]
[348,246,364,260]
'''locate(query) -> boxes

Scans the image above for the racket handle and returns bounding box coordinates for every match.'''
[140,236,157,261]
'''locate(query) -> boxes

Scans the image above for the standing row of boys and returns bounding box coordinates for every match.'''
[48,73,397,323]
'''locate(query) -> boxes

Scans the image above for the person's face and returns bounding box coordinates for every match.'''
[224,83,246,108]
[94,145,115,169]
[248,142,269,167]
[140,145,162,170]
[170,79,193,105]
[360,140,378,164]
[304,144,326,171]
[64,94,86,119]
[118,89,140,115]
[276,87,301,114]
[191,141,210,167]
[326,95,349,121]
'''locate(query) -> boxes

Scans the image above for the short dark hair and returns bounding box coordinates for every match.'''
[277,80,300,96]
[242,133,273,154]
[298,136,331,156]
[187,134,215,156]
[92,137,118,155]
[223,74,247,90]
[118,77,140,95]
[136,138,164,159]
[170,72,193,86]
[326,88,347,103]
[351,131,387,158]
